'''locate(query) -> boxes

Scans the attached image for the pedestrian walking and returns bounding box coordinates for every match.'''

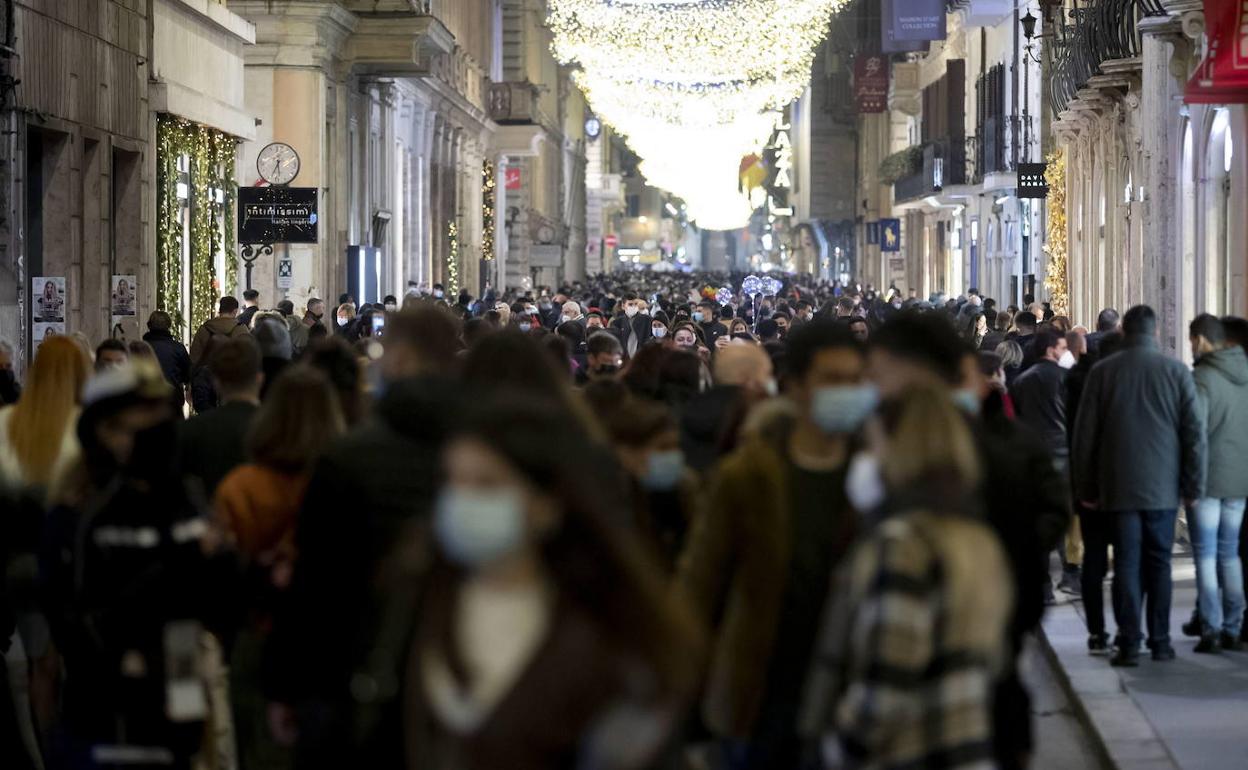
[179,337,263,498]
[1073,305,1206,666]
[189,296,252,412]
[1187,314,1248,653]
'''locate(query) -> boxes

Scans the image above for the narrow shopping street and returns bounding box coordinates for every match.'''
[1,1,1247,769]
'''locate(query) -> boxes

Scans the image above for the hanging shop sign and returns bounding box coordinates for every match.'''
[1017,163,1050,199]
[238,187,318,244]
[881,0,933,53]
[1185,0,1248,105]
[855,55,890,114]
[879,218,901,253]
[505,167,522,191]
[890,0,947,42]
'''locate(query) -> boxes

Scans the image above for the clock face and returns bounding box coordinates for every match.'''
[585,117,602,139]
[257,142,300,185]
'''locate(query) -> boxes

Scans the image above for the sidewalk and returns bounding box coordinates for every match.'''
[1040,553,1248,770]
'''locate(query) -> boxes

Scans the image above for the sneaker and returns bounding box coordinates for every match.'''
[1220,632,1245,652]
[1194,635,1222,654]
[1110,648,1140,667]
[1058,570,1082,596]
[1087,634,1110,654]
[1151,642,1177,661]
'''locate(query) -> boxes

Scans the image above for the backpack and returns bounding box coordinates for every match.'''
[190,325,229,413]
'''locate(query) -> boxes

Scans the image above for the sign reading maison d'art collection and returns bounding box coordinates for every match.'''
[891,0,947,42]
[881,0,932,53]
[238,187,319,244]
[855,54,889,113]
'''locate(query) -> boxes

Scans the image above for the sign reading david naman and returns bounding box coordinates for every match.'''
[238,187,319,244]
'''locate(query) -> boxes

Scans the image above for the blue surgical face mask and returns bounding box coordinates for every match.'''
[952,388,982,417]
[518,322,532,332]
[433,488,525,569]
[692,311,705,323]
[642,450,685,492]
[653,326,667,339]
[811,384,879,434]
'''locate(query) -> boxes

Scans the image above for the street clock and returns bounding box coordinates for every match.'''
[257,142,301,186]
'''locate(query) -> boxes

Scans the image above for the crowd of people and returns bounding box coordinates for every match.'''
[0,271,1244,770]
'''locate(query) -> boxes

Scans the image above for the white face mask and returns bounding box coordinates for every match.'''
[845,451,886,513]
[433,289,444,299]
[384,303,397,313]
[625,305,639,318]
[336,316,349,327]
[433,488,525,568]
[1058,350,1076,370]
[764,378,778,397]
[642,450,685,492]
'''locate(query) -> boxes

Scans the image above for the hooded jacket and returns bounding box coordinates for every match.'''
[189,315,251,367]
[1193,346,1248,498]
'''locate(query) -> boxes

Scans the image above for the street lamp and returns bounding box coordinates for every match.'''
[1021,10,1039,41]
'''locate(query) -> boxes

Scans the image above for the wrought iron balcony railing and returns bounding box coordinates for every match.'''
[895,139,970,203]
[1048,0,1167,117]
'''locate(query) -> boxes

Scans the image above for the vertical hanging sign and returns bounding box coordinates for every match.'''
[854,54,890,113]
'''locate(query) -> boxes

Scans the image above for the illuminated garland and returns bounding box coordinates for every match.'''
[548,0,847,229]
[156,115,238,335]
[1042,149,1069,317]
[447,220,460,297]
[482,160,496,261]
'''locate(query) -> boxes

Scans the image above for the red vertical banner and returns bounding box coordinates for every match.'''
[1185,0,1248,104]
[504,166,522,190]
[855,54,890,113]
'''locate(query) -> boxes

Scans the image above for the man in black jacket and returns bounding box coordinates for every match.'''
[142,310,191,416]
[178,337,262,497]
[1012,329,1080,598]
[264,306,462,769]
[609,294,651,360]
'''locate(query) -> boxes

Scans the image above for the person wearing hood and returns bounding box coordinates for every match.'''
[189,296,253,413]
[40,359,236,769]
[1187,314,1248,653]
[276,299,309,357]
[263,306,463,766]
[252,313,294,399]
[677,320,868,767]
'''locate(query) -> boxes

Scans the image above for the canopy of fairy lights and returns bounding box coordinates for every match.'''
[548,0,848,230]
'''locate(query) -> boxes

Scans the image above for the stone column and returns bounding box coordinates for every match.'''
[1139,14,1194,355]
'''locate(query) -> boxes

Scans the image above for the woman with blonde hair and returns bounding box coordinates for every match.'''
[0,335,89,490]
[802,385,1013,770]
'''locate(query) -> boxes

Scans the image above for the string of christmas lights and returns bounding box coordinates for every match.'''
[1043,149,1069,317]
[548,0,847,229]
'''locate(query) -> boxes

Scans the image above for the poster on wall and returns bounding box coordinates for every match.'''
[32,276,66,355]
[111,275,137,323]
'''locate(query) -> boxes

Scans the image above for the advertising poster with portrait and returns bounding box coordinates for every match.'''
[32,276,66,355]
[112,275,137,323]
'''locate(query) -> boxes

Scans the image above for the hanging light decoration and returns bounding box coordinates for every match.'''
[549,0,848,230]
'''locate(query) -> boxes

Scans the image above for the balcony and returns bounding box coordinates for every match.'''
[489,81,541,124]
[894,140,969,204]
[1048,0,1167,117]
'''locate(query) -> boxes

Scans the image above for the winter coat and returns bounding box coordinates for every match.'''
[189,315,251,367]
[142,329,191,395]
[1193,346,1248,499]
[1072,336,1206,510]
[179,400,258,498]
[1010,359,1069,457]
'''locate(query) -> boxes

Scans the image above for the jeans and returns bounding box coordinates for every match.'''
[1192,498,1247,636]
[1112,509,1177,648]
[1079,507,1113,637]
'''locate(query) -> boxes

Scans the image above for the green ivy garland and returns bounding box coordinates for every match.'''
[156,115,238,336]
[447,220,460,297]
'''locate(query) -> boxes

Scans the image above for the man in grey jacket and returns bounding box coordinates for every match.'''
[1072,305,1206,666]
[1188,314,1248,653]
